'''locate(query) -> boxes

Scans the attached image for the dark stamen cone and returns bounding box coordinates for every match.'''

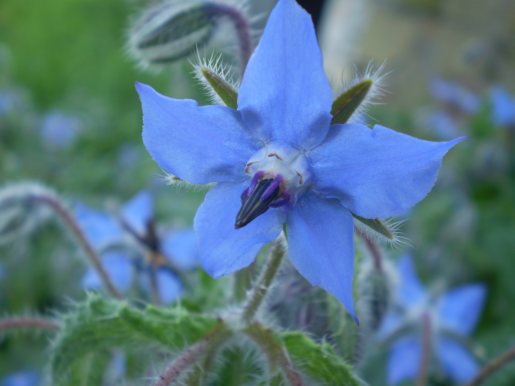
[235,179,281,229]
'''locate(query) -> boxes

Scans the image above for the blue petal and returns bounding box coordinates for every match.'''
[437,284,486,336]
[396,255,427,308]
[2,371,39,386]
[310,124,464,218]
[162,229,198,270]
[120,190,154,237]
[237,0,332,149]
[75,203,124,250]
[490,87,515,127]
[140,269,183,304]
[286,194,356,319]
[137,83,257,184]
[377,312,404,340]
[81,252,134,292]
[194,182,284,278]
[387,335,421,385]
[435,338,479,383]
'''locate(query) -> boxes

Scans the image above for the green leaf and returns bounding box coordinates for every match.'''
[55,352,111,386]
[50,294,223,384]
[331,80,372,124]
[199,66,238,108]
[281,332,362,386]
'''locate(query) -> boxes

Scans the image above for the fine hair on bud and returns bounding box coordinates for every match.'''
[357,257,396,333]
[128,0,221,67]
[0,182,55,245]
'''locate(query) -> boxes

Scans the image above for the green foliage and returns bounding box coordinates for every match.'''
[50,294,222,384]
[281,332,362,386]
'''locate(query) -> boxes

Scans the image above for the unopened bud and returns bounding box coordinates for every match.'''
[0,182,54,244]
[357,258,395,333]
[128,1,220,66]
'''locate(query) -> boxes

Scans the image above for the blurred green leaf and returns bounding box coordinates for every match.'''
[50,294,222,384]
[282,332,362,386]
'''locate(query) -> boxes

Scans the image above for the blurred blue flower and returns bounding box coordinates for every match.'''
[0,91,15,117]
[379,255,486,385]
[76,190,197,303]
[1,371,39,386]
[490,87,515,127]
[430,78,480,115]
[137,0,462,318]
[422,110,463,139]
[39,111,81,149]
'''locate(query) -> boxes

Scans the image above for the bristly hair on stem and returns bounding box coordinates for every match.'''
[0,316,61,334]
[154,323,229,386]
[240,239,286,325]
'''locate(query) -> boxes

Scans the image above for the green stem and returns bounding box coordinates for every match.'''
[154,323,228,386]
[0,317,60,332]
[416,312,432,386]
[241,241,285,324]
[34,194,122,299]
[463,345,515,386]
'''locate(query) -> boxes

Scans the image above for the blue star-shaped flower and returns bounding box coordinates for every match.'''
[379,256,486,384]
[490,86,515,128]
[76,190,197,303]
[137,0,462,317]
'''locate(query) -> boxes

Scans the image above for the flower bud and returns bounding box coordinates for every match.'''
[128,1,220,66]
[0,182,54,244]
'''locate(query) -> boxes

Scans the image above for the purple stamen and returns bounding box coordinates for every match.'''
[261,174,283,200]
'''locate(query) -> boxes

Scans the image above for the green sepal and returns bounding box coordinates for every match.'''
[200,67,238,109]
[50,294,224,384]
[331,80,372,124]
[353,214,395,240]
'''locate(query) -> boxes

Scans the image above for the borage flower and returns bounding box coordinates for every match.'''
[379,256,486,384]
[137,0,462,318]
[76,190,197,303]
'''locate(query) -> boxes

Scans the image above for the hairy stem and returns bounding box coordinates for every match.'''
[356,228,383,272]
[245,322,304,386]
[0,317,60,332]
[204,2,252,73]
[416,313,432,386]
[154,324,227,386]
[463,345,515,386]
[241,241,285,324]
[34,194,122,299]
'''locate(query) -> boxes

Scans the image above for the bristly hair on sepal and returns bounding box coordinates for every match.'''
[333,62,389,125]
[353,215,409,248]
[160,170,211,192]
[192,52,239,107]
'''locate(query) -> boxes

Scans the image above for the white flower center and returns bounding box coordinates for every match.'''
[244,144,310,195]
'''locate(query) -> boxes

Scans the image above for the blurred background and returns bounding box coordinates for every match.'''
[0,0,514,384]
